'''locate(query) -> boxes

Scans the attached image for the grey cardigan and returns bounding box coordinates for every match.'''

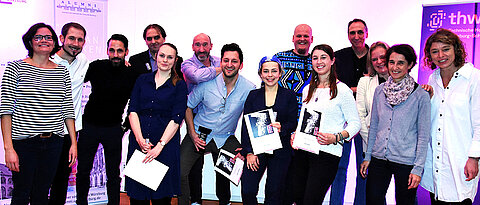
[364,83,431,176]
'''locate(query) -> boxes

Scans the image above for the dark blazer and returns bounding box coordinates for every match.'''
[241,86,298,156]
[129,50,184,80]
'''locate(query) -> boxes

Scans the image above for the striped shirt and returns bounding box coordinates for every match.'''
[0,60,75,140]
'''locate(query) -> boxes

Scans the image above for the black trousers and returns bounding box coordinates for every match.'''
[366,157,417,205]
[76,121,123,205]
[241,149,292,205]
[130,197,172,205]
[179,136,240,205]
[48,134,74,205]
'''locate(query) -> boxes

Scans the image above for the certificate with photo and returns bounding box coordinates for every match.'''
[214,149,244,186]
[293,107,322,154]
[244,109,282,155]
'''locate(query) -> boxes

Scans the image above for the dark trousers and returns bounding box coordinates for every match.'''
[430,193,473,205]
[76,121,123,205]
[48,134,74,205]
[330,134,366,205]
[241,149,292,205]
[282,149,307,205]
[130,197,172,205]
[366,157,417,205]
[186,137,204,204]
[293,150,341,205]
[11,134,63,205]
[179,136,241,205]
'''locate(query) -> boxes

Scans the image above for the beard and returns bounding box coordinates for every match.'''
[63,45,81,57]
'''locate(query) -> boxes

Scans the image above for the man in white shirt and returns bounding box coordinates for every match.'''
[49,22,89,205]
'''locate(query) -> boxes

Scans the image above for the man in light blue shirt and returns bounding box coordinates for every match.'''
[179,43,255,205]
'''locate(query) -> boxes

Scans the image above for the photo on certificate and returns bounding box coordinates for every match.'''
[214,149,244,186]
[293,107,322,154]
[244,109,282,155]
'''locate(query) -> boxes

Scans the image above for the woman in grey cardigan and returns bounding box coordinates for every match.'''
[359,44,431,205]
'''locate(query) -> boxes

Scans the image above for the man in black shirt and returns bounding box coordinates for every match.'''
[76,34,137,205]
[330,19,369,205]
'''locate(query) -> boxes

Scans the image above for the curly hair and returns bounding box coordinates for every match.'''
[423,28,466,70]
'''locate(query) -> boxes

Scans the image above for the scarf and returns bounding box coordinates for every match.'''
[382,74,416,106]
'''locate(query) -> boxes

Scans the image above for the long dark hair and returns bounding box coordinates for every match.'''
[158,43,181,86]
[304,44,338,103]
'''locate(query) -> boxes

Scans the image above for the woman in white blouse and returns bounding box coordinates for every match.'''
[356,41,390,153]
[420,28,480,204]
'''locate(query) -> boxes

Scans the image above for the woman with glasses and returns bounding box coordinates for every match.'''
[360,44,431,204]
[125,43,187,205]
[420,28,480,204]
[0,23,76,204]
[240,56,297,204]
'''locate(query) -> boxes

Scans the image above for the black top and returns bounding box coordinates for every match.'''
[83,59,138,126]
[240,86,298,156]
[129,50,184,80]
[334,46,369,88]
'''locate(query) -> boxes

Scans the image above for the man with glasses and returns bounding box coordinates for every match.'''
[129,24,183,77]
[180,33,221,205]
[179,43,255,205]
[330,18,369,205]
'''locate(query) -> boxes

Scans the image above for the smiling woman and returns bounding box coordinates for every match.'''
[0,22,76,205]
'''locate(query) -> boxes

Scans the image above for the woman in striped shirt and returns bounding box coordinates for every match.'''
[0,23,76,205]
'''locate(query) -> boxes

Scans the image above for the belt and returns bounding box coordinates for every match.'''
[39,132,53,138]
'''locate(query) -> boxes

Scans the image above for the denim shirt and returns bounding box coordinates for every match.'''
[187,74,255,147]
[365,84,431,176]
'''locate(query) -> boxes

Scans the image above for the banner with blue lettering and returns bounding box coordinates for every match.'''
[418,2,479,84]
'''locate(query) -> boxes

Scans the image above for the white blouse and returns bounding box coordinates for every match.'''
[420,63,480,202]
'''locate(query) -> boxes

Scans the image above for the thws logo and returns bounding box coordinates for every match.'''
[56,1,102,13]
[427,9,480,31]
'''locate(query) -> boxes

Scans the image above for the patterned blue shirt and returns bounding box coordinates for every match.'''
[274,49,312,118]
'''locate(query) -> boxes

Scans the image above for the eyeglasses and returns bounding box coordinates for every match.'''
[219,97,226,114]
[33,35,53,41]
[146,35,161,41]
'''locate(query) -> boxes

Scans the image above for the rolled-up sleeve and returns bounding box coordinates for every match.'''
[171,81,188,124]
[181,60,217,84]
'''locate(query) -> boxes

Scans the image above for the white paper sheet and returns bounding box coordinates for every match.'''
[123,150,169,190]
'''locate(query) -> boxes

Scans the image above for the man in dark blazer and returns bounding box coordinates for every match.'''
[129,24,183,78]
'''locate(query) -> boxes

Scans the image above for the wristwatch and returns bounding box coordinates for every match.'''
[159,140,166,146]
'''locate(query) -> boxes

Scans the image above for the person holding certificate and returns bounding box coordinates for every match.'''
[240,56,298,205]
[291,44,361,204]
[126,43,187,205]
[360,44,431,205]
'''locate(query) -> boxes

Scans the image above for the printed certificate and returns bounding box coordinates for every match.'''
[244,109,282,155]
[293,107,322,154]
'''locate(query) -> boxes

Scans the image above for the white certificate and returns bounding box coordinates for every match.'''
[123,150,169,190]
[214,149,244,186]
[244,109,282,155]
[293,107,322,154]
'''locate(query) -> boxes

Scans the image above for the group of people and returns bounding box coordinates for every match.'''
[0,17,478,205]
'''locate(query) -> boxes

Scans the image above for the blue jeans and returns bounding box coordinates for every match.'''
[330,134,366,205]
[11,134,63,205]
